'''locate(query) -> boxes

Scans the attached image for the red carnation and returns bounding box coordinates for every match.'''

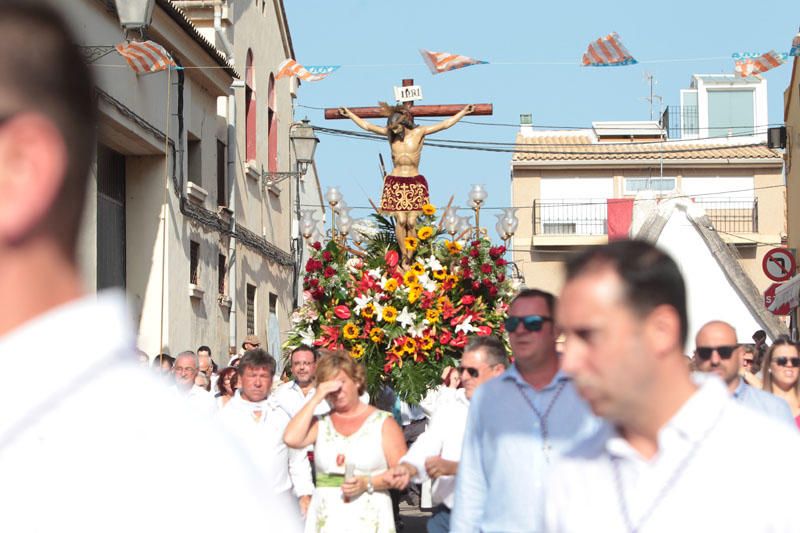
[482,278,492,287]
[480,263,492,274]
[471,240,481,247]
[310,278,320,287]
[497,273,505,283]
[460,256,470,267]
[462,267,473,280]
[489,246,502,259]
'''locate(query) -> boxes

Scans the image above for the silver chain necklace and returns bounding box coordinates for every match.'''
[609,404,727,533]
[514,379,567,462]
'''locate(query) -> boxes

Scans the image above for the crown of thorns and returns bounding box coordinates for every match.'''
[378,101,414,120]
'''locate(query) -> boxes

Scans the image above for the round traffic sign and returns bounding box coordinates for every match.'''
[765,282,791,315]
[762,248,796,282]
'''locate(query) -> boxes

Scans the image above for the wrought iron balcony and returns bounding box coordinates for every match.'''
[533,200,608,236]
[694,197,758,233]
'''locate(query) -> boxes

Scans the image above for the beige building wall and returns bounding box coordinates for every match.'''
[786,58,800,271]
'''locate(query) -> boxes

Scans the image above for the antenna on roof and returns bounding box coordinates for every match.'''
[642,72,663,121]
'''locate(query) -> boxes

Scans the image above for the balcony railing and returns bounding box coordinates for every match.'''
[533,200,608,236]
[532,197,758,237]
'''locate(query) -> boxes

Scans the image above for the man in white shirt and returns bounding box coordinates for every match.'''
[694,320,795,427]
[388,336,507,533]
[547,239,800,532]
[172,351,216,417]
[273,346,327,417]
[220,349,313,523]
[197,345,218,393]
[0,3,286,530]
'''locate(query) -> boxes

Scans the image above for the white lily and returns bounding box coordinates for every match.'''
[373,301,385,322]
[455,315,478,335]
[353,293,372,315]
[417,273,438,293]
[408,320,429,338]
[299,326,316,346]
[368,267,383,280]
[423,255,443,272]
[397,306,417,330]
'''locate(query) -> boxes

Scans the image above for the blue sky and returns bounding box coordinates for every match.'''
[285,0,796,232]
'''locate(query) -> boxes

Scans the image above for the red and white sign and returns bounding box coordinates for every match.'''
[762,248,796,282]
[765,283,791,315]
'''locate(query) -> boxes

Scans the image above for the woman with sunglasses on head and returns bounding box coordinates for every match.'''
[762,336,800,429]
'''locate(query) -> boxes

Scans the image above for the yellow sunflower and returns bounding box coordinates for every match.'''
[350,344,365,359]
[411,262,425,276]
[432,268,446,281]
[417,226,434,240]
[422,204,436,216]
[425,308,441,323]
[445,241,463,254]
[382,306,398,323]
[408,285,423,304]
[369,327,384,343]
[404,237,418,251]
[384,278,399,292]
[419,336,434,351]
[342,323,359,340]
[403,270,419,286]
[362,303,375,319]
[403,338,417,354]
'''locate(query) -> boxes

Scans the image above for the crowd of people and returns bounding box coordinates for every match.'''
[3,2,800,532]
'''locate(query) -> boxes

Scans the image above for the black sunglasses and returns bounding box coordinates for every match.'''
[460,366,480,378]
[774,357,800,368]
[695,345,738,360]
[504,315,552,333]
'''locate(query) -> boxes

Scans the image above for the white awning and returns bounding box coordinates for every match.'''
[770,276,800,311]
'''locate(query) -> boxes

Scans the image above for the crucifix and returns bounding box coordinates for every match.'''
[324,79,492,266]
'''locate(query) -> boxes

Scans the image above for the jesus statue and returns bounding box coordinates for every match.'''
[338,102,475,266]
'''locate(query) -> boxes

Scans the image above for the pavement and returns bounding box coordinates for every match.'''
[398,502,432,532]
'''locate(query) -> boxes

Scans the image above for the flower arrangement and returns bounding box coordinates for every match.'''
[285,204,517,404]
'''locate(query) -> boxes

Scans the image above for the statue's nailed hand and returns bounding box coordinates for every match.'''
[338,107,350,118]
[465,104,476,114]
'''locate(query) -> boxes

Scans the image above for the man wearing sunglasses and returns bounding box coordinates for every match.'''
[387,336,508,533]
[694,321,793,427]
[544,240,800,532]
[450,289,600,533]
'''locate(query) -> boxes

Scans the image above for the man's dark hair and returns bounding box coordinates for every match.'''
[152,354,175,368]
[510,288,556,317]
[197,345,212,356]
[0,1,96,253]
[566,240,688,347]
[238,348,276,377]
[291,345,320,362]
[464,335,509,368]
[752,330,767,343]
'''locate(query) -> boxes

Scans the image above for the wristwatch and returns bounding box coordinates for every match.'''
[366,476,374,495]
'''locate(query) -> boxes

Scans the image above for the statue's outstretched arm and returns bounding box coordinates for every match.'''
[339,107,387,135]
[420,104,475,135]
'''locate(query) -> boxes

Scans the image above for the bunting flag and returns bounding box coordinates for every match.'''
[582,33,637,67]
[734,50,785,78]
[419,49,487,75]
[276,59,339,82]
[115,40,176,75]
[791,32,800,57]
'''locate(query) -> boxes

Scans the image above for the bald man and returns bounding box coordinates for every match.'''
[694,320,794,427]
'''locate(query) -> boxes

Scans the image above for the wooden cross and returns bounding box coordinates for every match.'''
[323,78,493,120]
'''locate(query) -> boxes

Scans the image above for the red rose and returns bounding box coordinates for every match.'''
[462,268,473,280]
[477,325,492,336]
[497,273,505,283]
[312,242,322,251]
[334,305,351,319]
[471,240,481,247]
[460,256,470,267]
[385,250,399,268]
[480,263,492,274]
[489,286,498,297]
[469,248,480,258]
[324,267,335,278]
[489,246,502,259]
[312,288,324,300]
[310,278,320,287]
[495,258,507,267]
[322,251,333,262]
[482,278,492,287]
[460,295,476,306]
[472,281,481,291]
[305,260,317,273]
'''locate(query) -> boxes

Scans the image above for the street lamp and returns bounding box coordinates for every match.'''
[114,0,155,32]
[468,184,488,237]
[290,119,319,176]
[325,187,342,241]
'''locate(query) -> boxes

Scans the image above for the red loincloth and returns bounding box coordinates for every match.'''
[380,175,429,212]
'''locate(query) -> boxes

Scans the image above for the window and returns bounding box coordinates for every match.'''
[246,284,256,335]
[707,89,754,137]
[97,145,126,290]
[187,138,201,186]
[217,140,226,206]
[680,90,699,137]
[218,254,226,294]
[190,241,199,285]
[245,50,256,161]
[267,74,278,173]
[624,177,676,195]
[542,222,577,235]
